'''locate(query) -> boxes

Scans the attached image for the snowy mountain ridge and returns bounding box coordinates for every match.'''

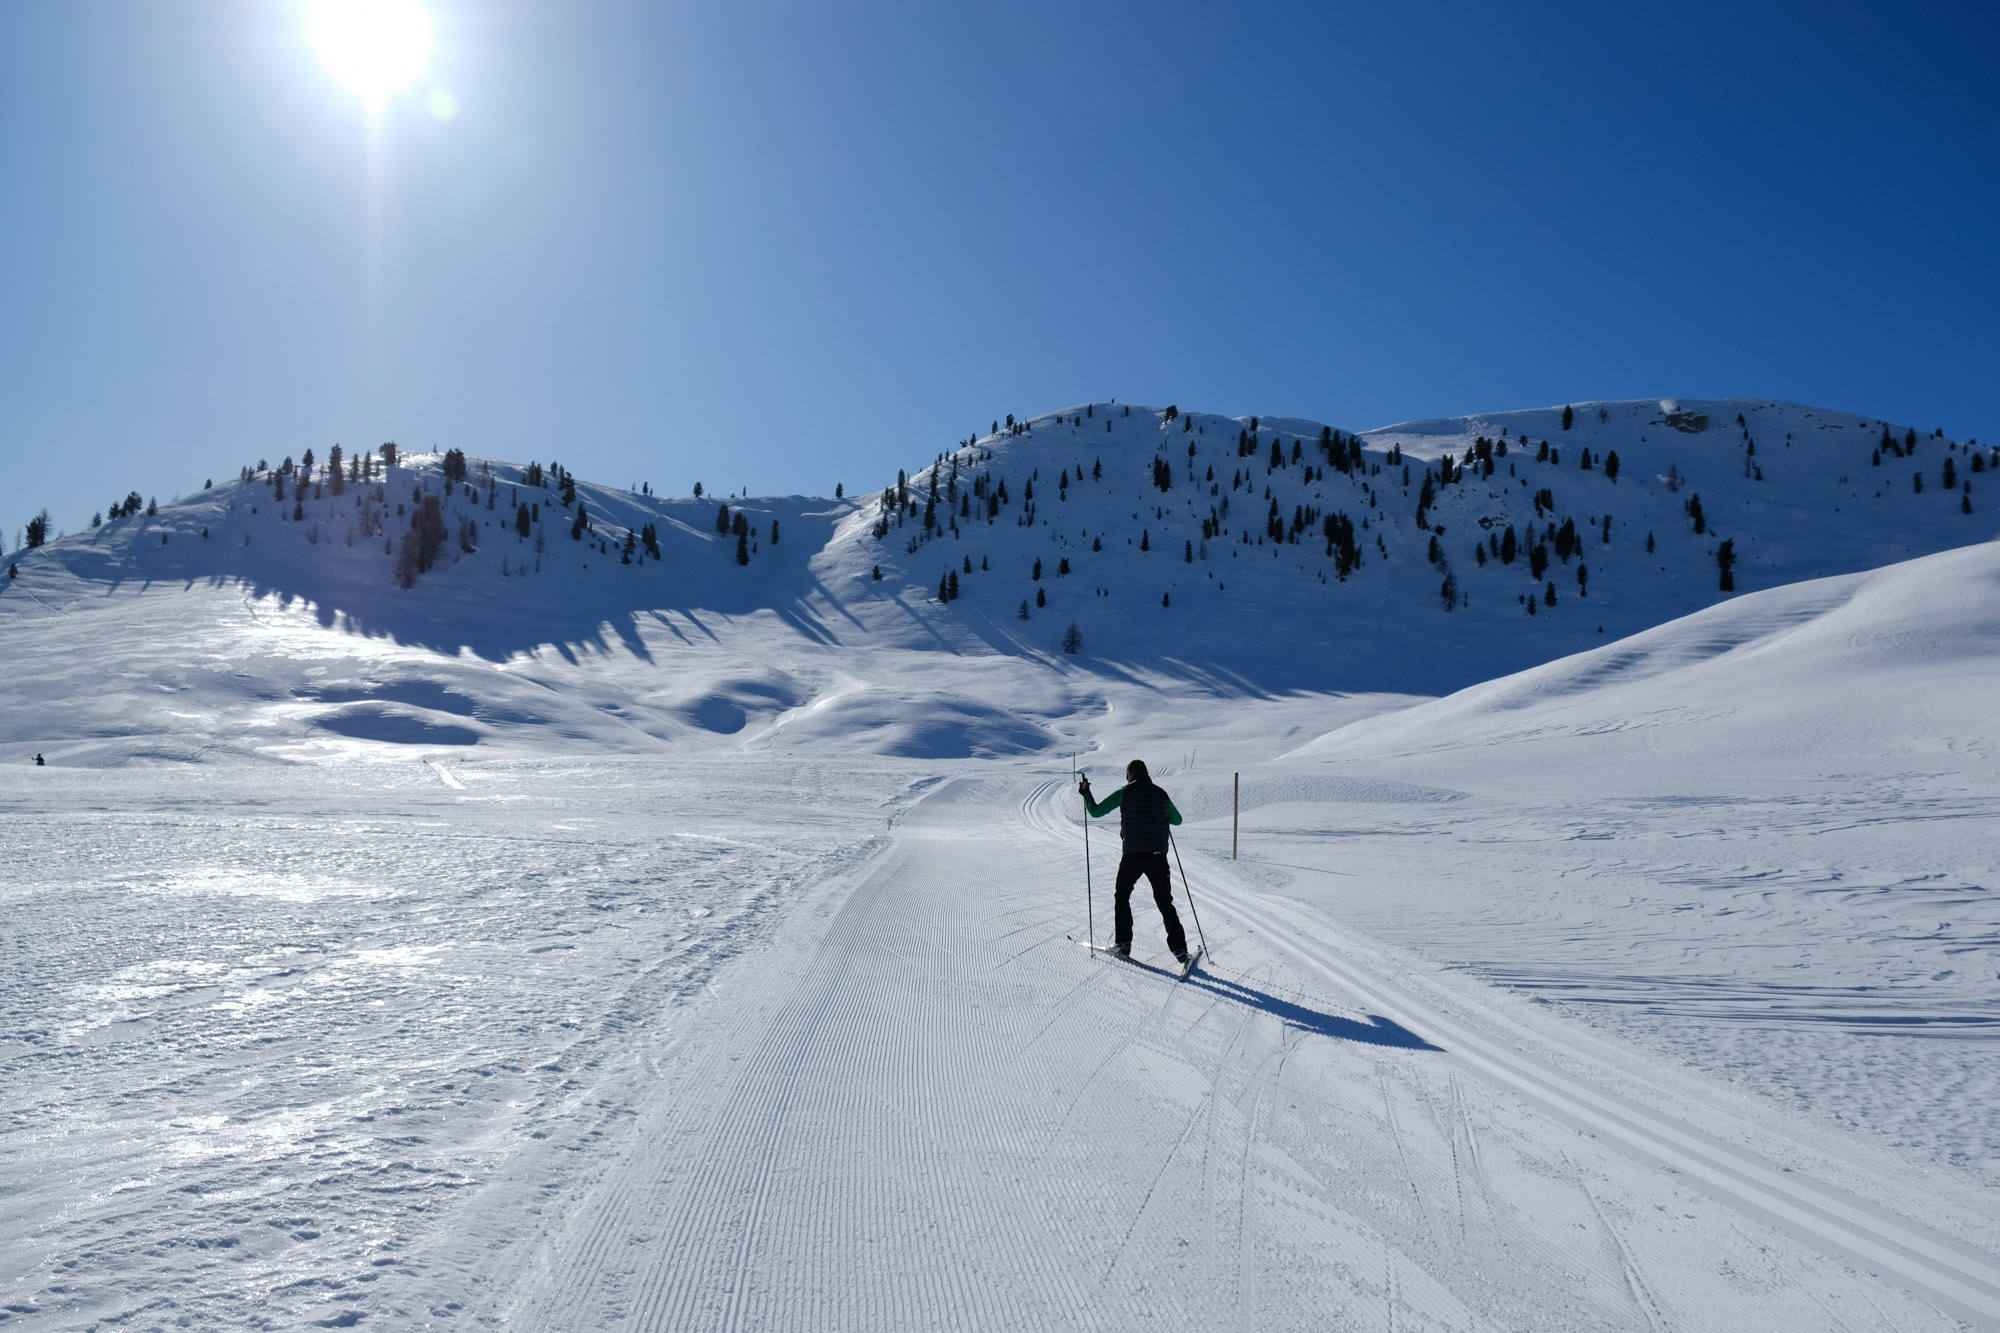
[2,395,1993,763]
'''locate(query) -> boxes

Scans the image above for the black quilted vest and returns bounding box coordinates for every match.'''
[1119,780,1172,855]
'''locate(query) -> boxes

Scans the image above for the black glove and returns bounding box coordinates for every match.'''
[1077,777,1092,796]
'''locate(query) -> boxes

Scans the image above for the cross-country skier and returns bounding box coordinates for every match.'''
[1078,759,1190,965]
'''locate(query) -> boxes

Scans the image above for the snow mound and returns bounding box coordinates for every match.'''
[1301,540,2000,778]
[771,689,1054,758]
[655,671,815,735]
[309,703,482,746]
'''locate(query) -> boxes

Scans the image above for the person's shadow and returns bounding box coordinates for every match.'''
[1187,967,1442,1052]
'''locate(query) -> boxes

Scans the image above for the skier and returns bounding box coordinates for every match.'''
[1078,759,1191,965]
[34,753,44,766]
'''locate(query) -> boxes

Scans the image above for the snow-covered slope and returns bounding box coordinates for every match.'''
[1,397,1992,763]
[1295,536,2000,778]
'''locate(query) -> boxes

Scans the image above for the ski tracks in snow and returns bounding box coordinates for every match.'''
[1186,834,2000,1329]
[490,773,1992,1330]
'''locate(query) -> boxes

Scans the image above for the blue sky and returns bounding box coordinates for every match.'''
[4,0,1995,540]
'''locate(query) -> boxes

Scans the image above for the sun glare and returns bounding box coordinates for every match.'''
[308,0,429,108]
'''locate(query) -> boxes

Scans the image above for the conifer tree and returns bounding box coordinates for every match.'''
[1062,621,1082,654]
[1561,405,1574,430]
[410,495,447,572]
[1036,587,1046,607]
[1716,539,1736,591]
[736,530,749,565]
[571,503,588,540]
[25,510,50,548]
[716,503,730,534]
[1018,599,1030,620]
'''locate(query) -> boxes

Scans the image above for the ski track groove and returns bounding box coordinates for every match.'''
[1563,1149,1674,1333]
[1201,992,1261,1326]
[1377,1062,1451,1259]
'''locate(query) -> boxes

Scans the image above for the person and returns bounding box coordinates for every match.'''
[34,753,44,766]
[1078,759,1190,964]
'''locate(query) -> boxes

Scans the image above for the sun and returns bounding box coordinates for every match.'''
[307,0,429,108]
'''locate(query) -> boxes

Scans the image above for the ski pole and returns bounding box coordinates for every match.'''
[1075,755,1093,948]
[1168,830,1208,959]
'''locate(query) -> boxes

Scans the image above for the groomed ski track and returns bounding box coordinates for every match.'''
[492,775,1997,1331]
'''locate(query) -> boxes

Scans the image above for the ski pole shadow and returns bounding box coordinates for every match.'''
[1187,969,1443,1052]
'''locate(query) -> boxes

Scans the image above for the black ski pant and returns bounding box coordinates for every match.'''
[1114,852,1187,955]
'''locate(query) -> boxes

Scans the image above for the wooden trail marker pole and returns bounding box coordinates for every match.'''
[1232,771,1239,859]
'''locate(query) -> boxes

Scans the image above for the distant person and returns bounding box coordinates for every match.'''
[34,753,44,766]
[1079,759,1190,964]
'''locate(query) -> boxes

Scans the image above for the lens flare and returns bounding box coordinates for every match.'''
[307,0,429,108]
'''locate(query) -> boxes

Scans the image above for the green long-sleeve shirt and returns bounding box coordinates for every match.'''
[1080,785,1183,824]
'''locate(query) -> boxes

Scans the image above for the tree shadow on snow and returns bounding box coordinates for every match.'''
[1187,968,1442,1052]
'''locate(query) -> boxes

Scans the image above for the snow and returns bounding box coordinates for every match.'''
[2,401,1996,1328]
